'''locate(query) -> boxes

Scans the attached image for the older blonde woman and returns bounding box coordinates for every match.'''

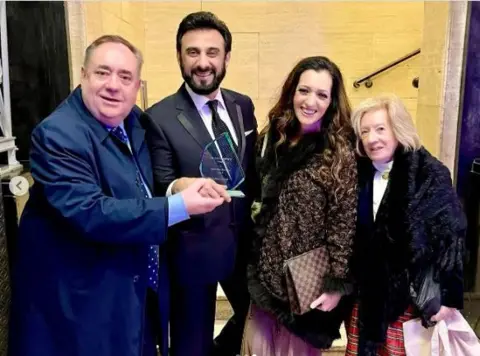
[346,95,466,356]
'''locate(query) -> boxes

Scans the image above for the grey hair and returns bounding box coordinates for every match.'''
[83,34,143,74]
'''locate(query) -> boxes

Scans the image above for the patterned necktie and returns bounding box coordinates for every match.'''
[111,126,129,145]
[110,125,159,290]
[207,100,237,150]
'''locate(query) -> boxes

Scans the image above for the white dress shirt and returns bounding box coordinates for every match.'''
[184,84,238,145]
[166,84,238,196]
[372,160,393,220]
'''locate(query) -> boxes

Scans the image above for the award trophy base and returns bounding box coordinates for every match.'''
[227,190,245,198]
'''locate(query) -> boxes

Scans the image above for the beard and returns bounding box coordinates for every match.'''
[180,60,227,96]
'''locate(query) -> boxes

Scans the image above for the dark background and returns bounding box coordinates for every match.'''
[5,1,71,164]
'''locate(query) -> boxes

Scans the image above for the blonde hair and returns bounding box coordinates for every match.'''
[351,94,421,156]
[83,35,144,74]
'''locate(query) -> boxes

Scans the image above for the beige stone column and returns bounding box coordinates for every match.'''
[439,1,469,183]
[65,2,87,89]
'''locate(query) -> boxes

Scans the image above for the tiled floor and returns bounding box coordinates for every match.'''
[213,320,227,338]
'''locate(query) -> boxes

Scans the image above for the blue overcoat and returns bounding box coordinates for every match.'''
[9,87,170,356]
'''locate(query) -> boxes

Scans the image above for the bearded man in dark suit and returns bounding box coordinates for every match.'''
[144,11,259,356]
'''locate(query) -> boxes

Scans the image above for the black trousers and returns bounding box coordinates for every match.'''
[213,265,251,356]
[142,288,161,356]
[169,273,250,356]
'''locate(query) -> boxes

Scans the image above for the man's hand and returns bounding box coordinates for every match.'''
[172,177,197,194]
[198,179,229,199]
[173,177,229,199]
[430,306,456,322]
[310,292,342,312]
[181,178,231,215]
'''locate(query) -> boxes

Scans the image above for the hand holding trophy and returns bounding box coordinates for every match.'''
[199,132,246,198]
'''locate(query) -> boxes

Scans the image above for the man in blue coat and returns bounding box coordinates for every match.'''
[8,35,230,356]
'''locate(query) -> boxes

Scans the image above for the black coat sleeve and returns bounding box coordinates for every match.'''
[428,165,467,309]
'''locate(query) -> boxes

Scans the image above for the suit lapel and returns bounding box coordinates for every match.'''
[126,113,154,191]
[175,86,212,150]
[128,115,145,156]
[358,159,375,228]
[222,90,246,162]
[174,86,247,163]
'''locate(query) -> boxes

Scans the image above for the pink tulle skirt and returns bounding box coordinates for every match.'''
[241,303,323,356]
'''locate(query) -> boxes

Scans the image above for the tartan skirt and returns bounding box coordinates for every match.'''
[345,303,415,356]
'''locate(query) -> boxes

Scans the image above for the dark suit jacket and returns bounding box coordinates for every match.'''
[144,84,259,285]
[9,87,170,356]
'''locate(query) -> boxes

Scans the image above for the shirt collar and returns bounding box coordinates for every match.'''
[104,120,126,132]
[184,83,226,112]
[373,160,393,173]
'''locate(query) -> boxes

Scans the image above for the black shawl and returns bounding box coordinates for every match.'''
[351,147,466,355]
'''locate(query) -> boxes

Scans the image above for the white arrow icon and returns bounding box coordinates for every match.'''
[9,176,29,197]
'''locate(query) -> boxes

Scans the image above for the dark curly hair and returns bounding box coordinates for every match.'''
[259,56,354,191]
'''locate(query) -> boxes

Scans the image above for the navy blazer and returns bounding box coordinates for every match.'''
[144,84,259,285]
[9,87,170,356]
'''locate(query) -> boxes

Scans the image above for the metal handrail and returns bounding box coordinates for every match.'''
[353,48,421,88]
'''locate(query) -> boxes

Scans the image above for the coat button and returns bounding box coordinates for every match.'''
[133,275,140,283]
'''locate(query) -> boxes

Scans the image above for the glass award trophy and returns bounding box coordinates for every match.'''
[199,132,246,198]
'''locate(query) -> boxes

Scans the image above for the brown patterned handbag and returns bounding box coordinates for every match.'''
[284,246,329,315]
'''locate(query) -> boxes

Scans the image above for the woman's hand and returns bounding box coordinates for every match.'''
[430,306,456,322]
[310,292,342,312]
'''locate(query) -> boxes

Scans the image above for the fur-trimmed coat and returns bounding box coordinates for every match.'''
[247,130,357,349]
[351,147,466,355]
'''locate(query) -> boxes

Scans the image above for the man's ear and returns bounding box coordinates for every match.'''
[176,51,182,66]
[225,52,231,69]
[134,79,141,90]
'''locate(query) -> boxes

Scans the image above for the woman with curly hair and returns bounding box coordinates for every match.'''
[242,56,357,355]
[346,95,466,355]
